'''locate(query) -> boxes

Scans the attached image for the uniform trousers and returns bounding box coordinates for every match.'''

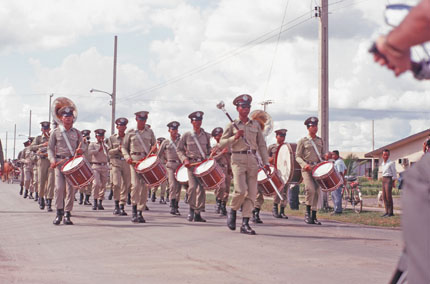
[92,166,109,200]
[33,166,38,194]
[166,164,181,201]
[153,180,167,198]
[274,184,288,206]
[37,158,55,199]
[187,167,205,213]
[111,159,131,205]
[129,156,148,211]
[382,176,394,214]
[254,189,264,209]
[214,165,231,202]
[54,166,75,211]
[302,171,319,211]
[24,167,34,191]
[230,153,259,218]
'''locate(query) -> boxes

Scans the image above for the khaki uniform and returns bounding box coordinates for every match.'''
[158,137,182,201]
[121,126,156,211]
[79,139,92,196]
[88,141,109,200]
[176,129,211,213]
[30,135,55,199]
[17,150,25,187]
[219,119,269,218]
[213,144,232,203]
[152,148,167,199]
[48,127,83,211]
[107,134,131,205]
[295,135,323,211]
[268,143,288,206]
[21,147,34,192]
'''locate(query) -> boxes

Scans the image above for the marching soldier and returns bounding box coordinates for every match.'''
[177,111,211,222]
[20,138,35,199]
[88,129,109,210]
[268,129,289,219]
[78,130,93,206]
[253,188,265,224]
[121,111,157,223]
[158,121,182,215]
[30,122,55,211]
[48,105,83,225]
[17,149,25,195]
[151,137,168,204]
[106,118,131,216]
[219,94,270,235]
[296,117,324,225]
[211,127,232,216]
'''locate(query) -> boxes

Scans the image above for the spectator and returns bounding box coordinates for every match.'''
[331,150,346,215]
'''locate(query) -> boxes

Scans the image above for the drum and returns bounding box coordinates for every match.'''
[257,166,285,196]
[61,156,94,189]
[175,163,189,185]
[312,161,342,192]
[275,143,302,184]
[193,159,225,190]
[135,155,167,187]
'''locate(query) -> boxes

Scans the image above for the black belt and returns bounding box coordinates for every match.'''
[112,157,125,161]
[232,150,256,154]
[56,155,72,159]
[168,159,180,163]
[131,152,144,156]
[190,158,202,162]
[91,162,107,166]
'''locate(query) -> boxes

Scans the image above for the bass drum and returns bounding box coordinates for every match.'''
[275,143,302,184]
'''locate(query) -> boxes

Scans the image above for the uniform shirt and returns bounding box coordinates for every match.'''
[158,137,181,169]
[121,126,156,161]
[20,147,34,169]
[48,126,82,164]
[296,135,324,168]
[381,159,397,178]
[334,158,347,175]
[212,143,231,169]
[106,134,126,167]
[219,118,269,165]
[30,134,50,158]
[88,142,109,164]
[81,139,91,161]
[176,129,211,162]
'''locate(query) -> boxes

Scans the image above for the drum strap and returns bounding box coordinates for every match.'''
[170,139,178,151]
[135,131,150,155]
[309,139,323,162]
[60,126,75,156]
[192,132,206,159]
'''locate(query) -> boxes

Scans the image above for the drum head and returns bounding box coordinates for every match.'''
[275,143,293,183]
[194,159,214,175]
[313,162,333,177]
[63,156,83,171]
[175,164,189,183]
[257,165,274,182]
[137,155,157,171]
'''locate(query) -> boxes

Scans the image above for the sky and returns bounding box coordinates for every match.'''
[1,0,429,159]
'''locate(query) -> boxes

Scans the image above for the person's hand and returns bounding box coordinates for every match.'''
[234,129,244,140]
[42,141,49,147]
[183,159,191,168]
[263,164,271,175]
[375,35,411,76]
[268,157,274,165]
[50,162,57,169]
[127,158,133,165]
[304,164,313,172]
[76,148,83,155]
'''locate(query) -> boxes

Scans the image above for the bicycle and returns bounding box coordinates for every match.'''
[342,176,363,213]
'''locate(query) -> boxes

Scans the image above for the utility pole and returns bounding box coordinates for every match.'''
[5,132,7,160]
[371,120,375,177]
[29,110,32,137]
[13,124,16,159]
[316,0,329,153]
[111,35,117,135]
[49,94,54,125]
[260,100,274,112]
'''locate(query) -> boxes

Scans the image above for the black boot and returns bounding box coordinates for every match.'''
[137,211,146,223]
[113,201,120,215]
[312,210,321,225]
[151,191,156,202]
[220,201,227,216]
[159,197,166,204]
[92,199,98,210]
[305,205,314,224]
[240,218,256,235]
[166,192,170,203]
[187,208,195,222]
[170,199,177,215]
[84,195,92,206]
[19,186,23,195]
[227,209,237,231]
[184,193,189,204]
[63,211,74,225]
[253,208,263,223]
[215,198,221,214]
[119,204,128,216]
[53,209,64,225]
[194,212,206,222]
[79,193,84,205]
[280,206,288,219]
[23,190,28,198]
[175,200,181,215]
[47,199,53,212]
[131,205,138,223]
[34,192,39,202]
[29,192,34,199]
[39,197,45,210]
[272,204,281,218]
[98,200,104,210]
[108,190,113,200]
[127,193,131,205]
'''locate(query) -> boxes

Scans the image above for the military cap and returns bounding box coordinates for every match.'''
[81,130,91,137]
[28,137,34,142]
[275,129,287,136]
[134,111,149,121]
[115,117,128,126]
[157,137,166,143]
[233,94,252,107]
[211,127,223,137]
[58,106,75,117]
[40,121,50,129]
[146,124,151,129]
[94,129,106,136]
[167,121,180,130]
[188,111,204,121]
[304,116,319,127]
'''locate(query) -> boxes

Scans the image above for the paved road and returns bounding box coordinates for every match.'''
[0,182,403,284]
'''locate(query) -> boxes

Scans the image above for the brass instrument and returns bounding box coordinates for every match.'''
[250,110,273,137]
[51,97,78,124]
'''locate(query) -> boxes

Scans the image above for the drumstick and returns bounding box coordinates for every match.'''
[71,141,83,164]
[52,158,68,168]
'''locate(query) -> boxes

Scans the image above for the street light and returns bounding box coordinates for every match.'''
[90,88,115,135]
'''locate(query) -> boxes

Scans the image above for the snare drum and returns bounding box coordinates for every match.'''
[312,161,342,192]
[257,166,285,196]
[135,155,167,187]
[193,159,225,190]
[61,156,94,189]
[175,163,189,185]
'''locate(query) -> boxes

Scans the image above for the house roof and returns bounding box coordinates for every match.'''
[365,128,430,158]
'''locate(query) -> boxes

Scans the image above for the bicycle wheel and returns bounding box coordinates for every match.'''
[342,188,349,210]
[352,189,363,213]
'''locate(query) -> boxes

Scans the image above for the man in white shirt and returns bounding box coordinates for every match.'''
[380,149,397,217]
[332,150,346,215]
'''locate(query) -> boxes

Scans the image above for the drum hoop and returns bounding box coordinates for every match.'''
[275,143,294,184]
[175,164,189,183]
[61,156,85,174]
[312,161,334,179]
[193,158,216,177]
[135,154,159,173]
